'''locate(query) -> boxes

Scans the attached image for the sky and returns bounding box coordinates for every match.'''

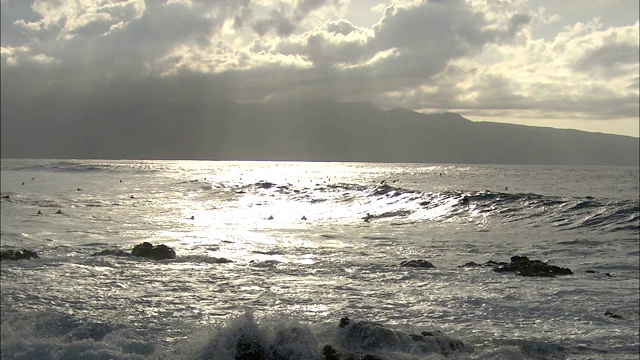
[1,0,639,137]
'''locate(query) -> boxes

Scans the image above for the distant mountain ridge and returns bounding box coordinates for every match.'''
[1,100,638,165]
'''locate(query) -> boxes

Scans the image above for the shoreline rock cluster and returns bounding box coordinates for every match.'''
[399,255,573,277]
[457,255,573,277]
[90,242,177,260]
[0,249,39,261]
[0,248,575,279]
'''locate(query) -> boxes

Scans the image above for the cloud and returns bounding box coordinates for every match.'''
[372,15,638,124]
[1,0,638,138]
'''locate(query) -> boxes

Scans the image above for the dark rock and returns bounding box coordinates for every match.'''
[359,355,383,360]
[462,256,572,277]
[235,333,265,360]
[604,311,623,319]
[400,259,435,268]
[492,256,572,277]
[1,249,39,261]
[458,260,507,267]
[321,345,384,360]
[131,242,176,260]
[322,345,341,360]
[458,261,482,267]
[585,270,612,277]
[485,260,508,266]
[334,317,469,358]
[256,181,276,189]
[339,317,351,328]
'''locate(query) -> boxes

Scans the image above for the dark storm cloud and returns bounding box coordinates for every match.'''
[253,1,530,103]
[5,0,517,103]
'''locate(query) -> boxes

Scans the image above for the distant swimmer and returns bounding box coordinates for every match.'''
[130,195,135,199]
[190,216,195,220]
[363,213,373,223]
[55,209,63,214]
[301,215,307,220]
[267,215,274,220]
[37,210,42,215]
[380,180,386,184]
[77,188,82,191]
[119,179,122,183]
[505,186,509,191]
[22,182,25,185]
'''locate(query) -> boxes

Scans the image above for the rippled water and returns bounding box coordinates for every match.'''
[1,159,638,359]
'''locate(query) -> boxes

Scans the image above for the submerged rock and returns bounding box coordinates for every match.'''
[399,259,435,268]
[457,260,507,268]
[131,242,176,260]
[1,249,39,261]
[91,249,131,257]
[604,311,623,319]
[585,270,612,277]
[420,330,467,356]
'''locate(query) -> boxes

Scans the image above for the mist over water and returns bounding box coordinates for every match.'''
[1,159,638,359]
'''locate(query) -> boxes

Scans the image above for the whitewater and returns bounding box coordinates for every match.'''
[1,159,638,360]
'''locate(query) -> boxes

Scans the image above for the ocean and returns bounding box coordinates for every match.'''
[1,159,638,360]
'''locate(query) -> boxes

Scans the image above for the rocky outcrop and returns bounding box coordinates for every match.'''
[131,242,176,260]
[91,243,176,260]
[399,259,435,268]
[458,256,572,277]
[493,256,572,277]
[329,317,470,359]
[1,249,39,261]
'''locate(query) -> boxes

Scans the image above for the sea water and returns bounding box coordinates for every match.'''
[1,159,638,359]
